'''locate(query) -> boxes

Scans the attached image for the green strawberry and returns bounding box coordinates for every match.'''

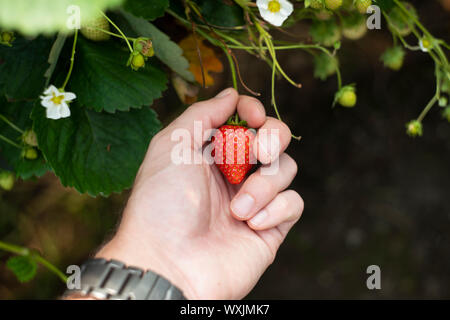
[334,85,357,108]
[310,0,325,9]
[212,123,256,185]
[81,16,111,42]
[325,0,343,10]
[22,147,38,160]
[442,107,450,122]
[342,13,367,40]
[354,0,372,14]
[0,171,15,191]
[310,19,342,47]
[388,2,417,37]
[314,52,338,80]
[381,46,406,71]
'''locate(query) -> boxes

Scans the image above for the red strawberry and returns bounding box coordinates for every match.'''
[212,123,256,184]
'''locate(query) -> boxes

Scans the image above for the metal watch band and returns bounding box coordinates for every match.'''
[65,258,186,300]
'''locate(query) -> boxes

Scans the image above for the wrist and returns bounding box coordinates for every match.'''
[95,232,199,300]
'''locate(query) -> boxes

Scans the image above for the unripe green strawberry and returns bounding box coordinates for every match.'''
[314,52,338,80]
[22,129,38,147]
[310,0,325,9]
[81,16,111,41]
[334,85,357,107]
[442,107,450,122]
[388,2,417,37]
[130,53,145,71]
[0,171,14,191]
[381,46,406,71]
[22,147,38,160]
[406,120,422,137]
[342,13,367,40]
[310,19,341,47]
[212,123,256,185]
[325,0,343,10]
[355,0,372,14]
[439,97,448,108]
[339,90,357,107]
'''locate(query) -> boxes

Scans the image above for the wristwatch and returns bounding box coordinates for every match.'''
[64,258,186,300]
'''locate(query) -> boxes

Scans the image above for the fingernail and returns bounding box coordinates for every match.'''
[249,209,268,227]
[216,88,233,98]
[231,193,255,219]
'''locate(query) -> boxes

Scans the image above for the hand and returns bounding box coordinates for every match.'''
[96,88,304,299]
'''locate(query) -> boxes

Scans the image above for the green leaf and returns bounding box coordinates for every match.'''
[6,255,38,283]
[195,0,244,27]
[0,0,124,36]
[44,33,68,88]
[0,36,53,100]
[123,0,169,20]
[374,0,395,10]
[32,103,161,196]
[122,11,194,82]
[69,37,168,113]
[0,98,50,179]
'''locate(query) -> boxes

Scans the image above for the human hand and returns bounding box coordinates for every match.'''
[96,88,304,299]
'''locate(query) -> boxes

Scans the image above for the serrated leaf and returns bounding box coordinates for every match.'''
[69,37,167,113]
[0,36,53,100]
[0,98,50,179]
[6,255,38,283]
[32,103,161,196]
[0,0,124,36]
[122,11,194,82]
[123,0,169,21]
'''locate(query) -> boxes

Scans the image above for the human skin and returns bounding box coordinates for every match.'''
[92,88,304,300]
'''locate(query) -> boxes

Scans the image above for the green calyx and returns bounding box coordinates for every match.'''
[133,37,154,58]
[226,115,248,127]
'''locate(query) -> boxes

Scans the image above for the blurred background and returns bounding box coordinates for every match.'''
[1,0,449,299]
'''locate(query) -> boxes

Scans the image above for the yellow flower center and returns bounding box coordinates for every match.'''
[268,0,281,13]
[51,93,64,105]
[422,39,431,49]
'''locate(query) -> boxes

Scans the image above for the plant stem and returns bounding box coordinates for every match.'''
[100,11,133,53]
[224,49,238,90]
[0,240,67,283]
[417,95,438,122]
[61,29,78,90]
[93,27,137,42]
[0,134,21,149]
[0,114,24,134]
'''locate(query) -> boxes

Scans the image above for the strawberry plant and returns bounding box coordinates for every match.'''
[0,0,449,284]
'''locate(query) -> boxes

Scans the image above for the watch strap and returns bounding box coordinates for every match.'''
[65,258,186,300]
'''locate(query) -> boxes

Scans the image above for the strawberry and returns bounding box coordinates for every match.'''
[355,0,372,14]
[0,171,14,191]
[80,16,111,42]
[325,0,343,10]
[309,0,325,9]
[380,46,405,71]
[212,122,256,184]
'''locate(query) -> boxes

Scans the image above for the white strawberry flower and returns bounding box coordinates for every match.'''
[419,37,433,52]
[40,85,76,120]
[256,0,294,27]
